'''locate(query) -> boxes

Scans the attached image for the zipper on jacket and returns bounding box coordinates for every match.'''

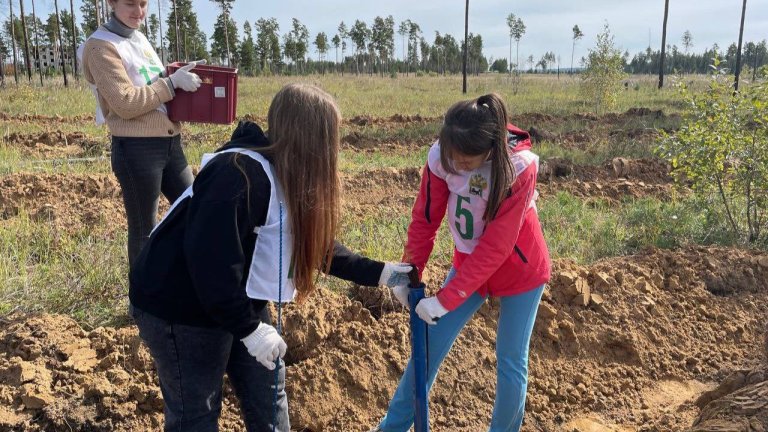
[514,245,528,263]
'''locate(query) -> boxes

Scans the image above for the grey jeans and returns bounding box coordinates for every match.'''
[111,135,193,267]
[130,304,290,432]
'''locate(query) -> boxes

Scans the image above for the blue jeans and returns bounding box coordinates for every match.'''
[378,268,544,432]
[130,305,289,432]
[111,135,193,267]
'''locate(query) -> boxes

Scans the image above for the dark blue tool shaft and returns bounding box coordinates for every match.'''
[409,282,429,432]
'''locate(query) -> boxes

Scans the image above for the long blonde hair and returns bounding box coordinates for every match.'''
[259,83,341,302]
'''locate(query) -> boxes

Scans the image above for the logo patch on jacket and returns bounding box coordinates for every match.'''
[469,174,488,196]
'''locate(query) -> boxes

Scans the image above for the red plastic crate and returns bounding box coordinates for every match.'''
[165,62,238,124]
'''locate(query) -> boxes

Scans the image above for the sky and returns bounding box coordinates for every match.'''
[2,0,766,66]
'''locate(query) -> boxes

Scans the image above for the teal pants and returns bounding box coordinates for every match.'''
[377,268,544,432]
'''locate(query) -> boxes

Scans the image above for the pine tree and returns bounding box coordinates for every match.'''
[239,20,256,75]
[211,9,238,65]
[210,0,234,66]
[147,14,159,50]
[79,0,99,37]
[314,32,328,74]
[165,0,207,62]
[571,24,584,73]
[348,19,369,75]
[254,17,279,74]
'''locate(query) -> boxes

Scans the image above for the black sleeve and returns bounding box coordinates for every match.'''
[184,154,271,339]
[327,241,385,287]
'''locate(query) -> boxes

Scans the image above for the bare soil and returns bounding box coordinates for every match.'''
[2,130,107,158]
[0,246,766,431]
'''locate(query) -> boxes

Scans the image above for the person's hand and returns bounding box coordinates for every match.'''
[379,262,412,288]
[240,323,287,370]
[415,296,448,325]
[379,262,412,308]
[169,59,207,92]
[391,285,410,309]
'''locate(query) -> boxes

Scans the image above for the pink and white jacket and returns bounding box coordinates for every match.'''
[404,123,551,311]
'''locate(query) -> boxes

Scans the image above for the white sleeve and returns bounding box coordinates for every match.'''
[427,141,449,179]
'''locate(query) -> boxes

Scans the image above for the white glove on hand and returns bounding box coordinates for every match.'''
[240,323,287,370]
[415,296,449,325]
[169,59,206,92]
[379,262,412,287]
[379,262,413,309]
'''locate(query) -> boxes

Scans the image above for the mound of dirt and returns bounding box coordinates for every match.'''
[347,114,438,127]
[340,133,435,152]
[689,363,768,432]
[0,113,95,123]
[0,173,124,232]
[0,246,766,431]
[540,157,672,184]
[341,167,421,218]
[538,178,677,201]
[3,131,106,158]
[538,157,676,201]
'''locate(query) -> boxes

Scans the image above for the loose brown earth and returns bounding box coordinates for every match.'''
[2,108,766,431]
[2,130,108,159]
[0,157,677,234]
[0,246,766,431]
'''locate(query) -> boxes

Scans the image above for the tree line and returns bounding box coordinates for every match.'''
[0,0,765,86]
[0,0,491,83]
[627,39,767,79]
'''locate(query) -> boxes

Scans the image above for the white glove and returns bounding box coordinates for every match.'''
[415,296,449,325]
[240,323,287,370]
[391,285,410,309]
[379,262,413,309]
[169,59,206,92]
[379,262,412,287]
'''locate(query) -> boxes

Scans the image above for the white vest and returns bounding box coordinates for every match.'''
[77,28,167,125]
[158,148,297,303]
[427,143,539,254]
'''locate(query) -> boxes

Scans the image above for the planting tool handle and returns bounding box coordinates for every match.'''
[409,282,430,432]
[407,263,420,288]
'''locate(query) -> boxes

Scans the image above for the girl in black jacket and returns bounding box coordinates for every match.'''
[129,83,411,432]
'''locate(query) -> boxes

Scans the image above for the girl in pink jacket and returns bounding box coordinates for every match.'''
[372,93,551,432]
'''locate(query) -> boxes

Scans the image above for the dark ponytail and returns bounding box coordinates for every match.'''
[439,93,514,221]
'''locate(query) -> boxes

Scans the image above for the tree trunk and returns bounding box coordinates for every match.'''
[172,0,180,61]
[658,0,669,89]
[18,0,33,82]
[157,0,165,63]
[30,0,43,85]
[69,0,78,78]
[0,50,5,86]
[95,0,101,27]
[508,35,512,76]
[223,8,231,66]
[9,0,19,84]
[462,0,468,93]
[734,0,747,92]
[54,0,68,86]
[571,39,575,74]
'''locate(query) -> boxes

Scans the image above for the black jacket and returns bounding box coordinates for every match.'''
[129,121,384,338]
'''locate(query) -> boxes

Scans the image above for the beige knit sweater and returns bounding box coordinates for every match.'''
[82,37,181,138]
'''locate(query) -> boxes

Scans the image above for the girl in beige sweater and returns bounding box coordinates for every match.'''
[80,0,203,266]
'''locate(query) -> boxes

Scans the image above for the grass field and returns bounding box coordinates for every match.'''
[0,73,738,328]
[2,72,767,432]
